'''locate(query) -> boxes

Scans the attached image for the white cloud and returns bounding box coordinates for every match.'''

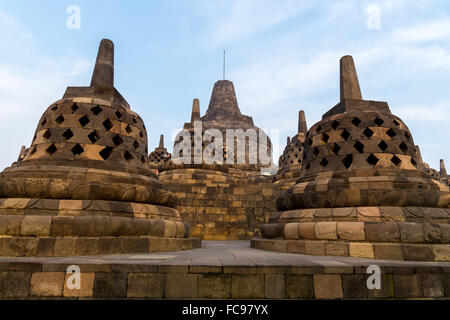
[392,19,450,43]
[0,8,32,39]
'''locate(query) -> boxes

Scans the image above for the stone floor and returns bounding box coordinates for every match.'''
[1,240,449,268]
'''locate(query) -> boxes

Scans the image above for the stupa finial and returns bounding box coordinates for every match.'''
[191,99,200,123]
[159,134,165,149]
[90,39,114,88]
[298,110,307,134]
[441,159,448,178]
[340,55,362,101]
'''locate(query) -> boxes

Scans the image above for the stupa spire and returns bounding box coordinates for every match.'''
[441,159,448,178]
[340,55,362,101]
[159,134,165,149]
[90,39,114,88]
[298,110,308,134]
[191,99,201,123]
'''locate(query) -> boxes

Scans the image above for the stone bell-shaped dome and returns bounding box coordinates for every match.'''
[148,134,171,169]
[171,80,273,171]
[277,56,450,210]
[0,39,199,257]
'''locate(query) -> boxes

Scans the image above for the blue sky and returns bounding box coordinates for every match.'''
[0,0,449,171]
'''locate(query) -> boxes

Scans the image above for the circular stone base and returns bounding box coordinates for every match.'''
[251,238,450,262]
[0,236,201,257]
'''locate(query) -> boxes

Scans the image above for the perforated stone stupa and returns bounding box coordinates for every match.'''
[0,39,199,257]
[158,80,281,240]
[148,134,171,169]
[274,110,308,190]
[252,56,450,262]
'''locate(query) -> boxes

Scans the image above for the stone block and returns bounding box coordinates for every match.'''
[373,243,404,260]
[393,275,423,298]
[398,222,424,243]
[342,274,368,299]
[164,221,177,238]
[175,222,185,238]
[298,223,316,239]
[315,222,337,240]
[261,223,284,238]
[287,240,305,254]
[165,274,197,298]
[325,242,349,256]
[424,223,441,243]
[63,273,95,297]
[21,216,52,236]
[198,274,231,299]
[30,272,65,297]
[0,271,31,298]
[265,274,285,299]
[337,222,365,241]
[93,272,128,298]
[365,222,400,242]
[313,274,343,299]
[367,274,395,299]
[283,223,299,239]
[72,216,95,236]
[53,238,76,257]
[420,274,444,297]
[36,238,55,257]
[349,243,374,259]
[231,274,264,299]
[432,245,450,262]
[99,237,123,255]
[0,215,24,236]
[150,219,165,237]
[402,244,434,261]
[51,216,74,237]
[75,238,99,256]
[304,241,325,255]
[127,273,165,298]
[286,275,314,299]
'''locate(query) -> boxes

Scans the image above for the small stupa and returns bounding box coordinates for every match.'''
[148,134,171,169]
[274,110,308,190]
[252,56,450,262]
[0,39,199,257]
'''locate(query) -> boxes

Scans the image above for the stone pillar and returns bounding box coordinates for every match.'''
[191,99,201,123]
[298,110,308,134]
[340,55,362,101]
[159,134,165,149]
[441,159,448,178]
[90,39,114,88]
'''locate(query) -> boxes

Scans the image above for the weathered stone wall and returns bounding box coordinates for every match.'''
[160,166,282,240]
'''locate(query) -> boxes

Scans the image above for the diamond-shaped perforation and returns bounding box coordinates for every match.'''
[79,115,90,127]
[51,105,58,111]
[46,144,57,155]
[43,129,52,139]
[341,129,350,141]
[141,156,146,164]
[367,154,379,166]
[113,135,124,146]
[393,119,400,127]
[133,141,140,149]
[353,141,365,153]
[103,119,113,131]
[331,143,341,155]
[71,103,79,112]
[363,128,374,138]
[71,144,84,156]
[332,121,339,130]
[125,125,132,134]
[405,132,411,140]
[374,117,384,126]
[386,128,397,138]
[30,147,37,156]
[378,141,388,151]
[139,131,144,138]
[391,155,402,166]
[321,133,329,144]
[124,151,134,161]
[399,142,408,153]
[320,158,328,167]
[307,138,313,146]
[91,105,103,116]
[351,117,361,126]
[132,118,137,124]
[88,131,100,143]
[342,154,353,169]
[115,111,123,119]
[99,147,113,160]
[55,115,65,125]
[313,147,320,158]
[62,129,74,141]
[41,118,48,127]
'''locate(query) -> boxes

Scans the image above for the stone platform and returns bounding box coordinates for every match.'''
[0,241,449,299]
